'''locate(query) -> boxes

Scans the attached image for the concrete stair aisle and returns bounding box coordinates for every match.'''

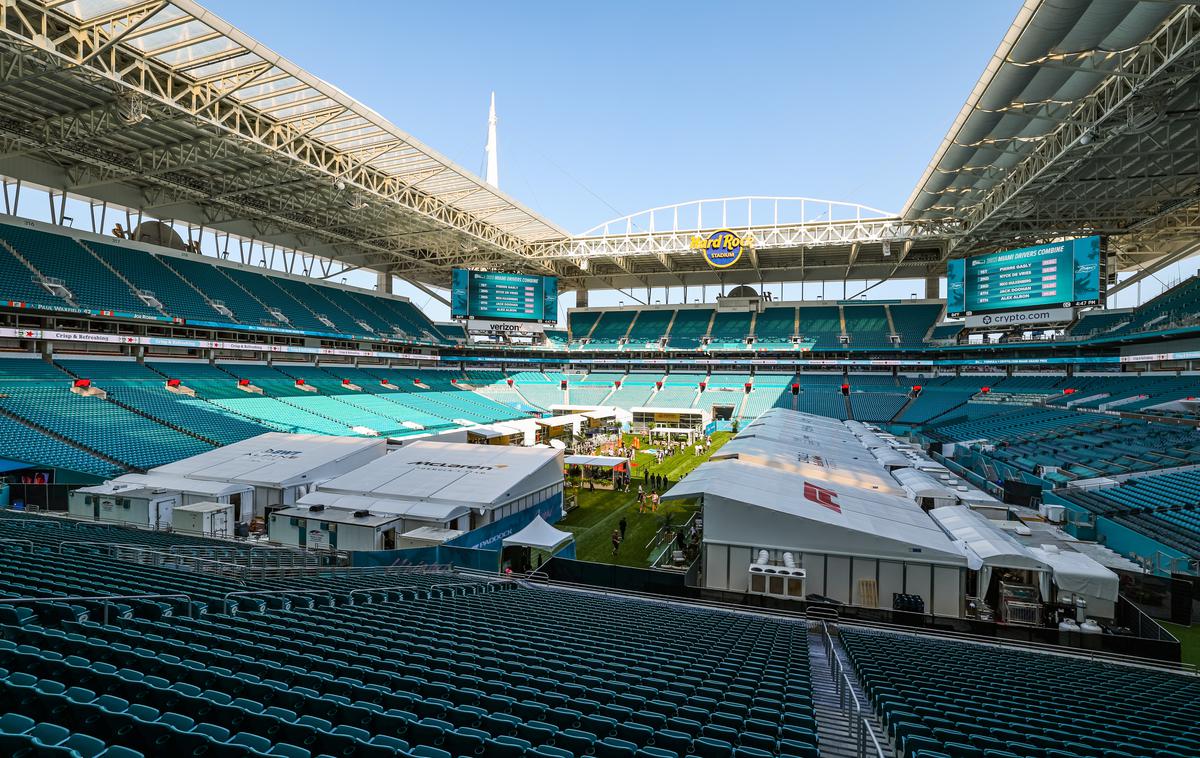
[808,623,893,758]
[891,393,917,423]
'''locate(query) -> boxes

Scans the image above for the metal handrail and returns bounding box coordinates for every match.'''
[112,545,248,580]
[0,593,194,626]
[59,541,154,554]
[0,538,33,551]
[0,517,68,527]
[861,717,886,758]
[837,613,1197,675]
[491,574,813,623]
[822,622,885,758]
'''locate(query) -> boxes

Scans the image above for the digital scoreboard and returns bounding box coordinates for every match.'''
[947,236,1103,317]
[450,269,558,324]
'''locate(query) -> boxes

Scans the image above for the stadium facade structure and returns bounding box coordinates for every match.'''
[0,8,1194,758]
[0,0,1199,588]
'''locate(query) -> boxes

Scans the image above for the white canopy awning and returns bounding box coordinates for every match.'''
[564,455,627,468]
[502,515,574,552]
[1029,547,1119,603]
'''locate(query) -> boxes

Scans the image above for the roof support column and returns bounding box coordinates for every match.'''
[576,289,589,308]
[925,276,939,299]
[376,271,392,295]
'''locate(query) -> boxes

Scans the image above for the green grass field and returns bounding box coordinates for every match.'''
[1161,621,1200,668]
[558,432,731,566]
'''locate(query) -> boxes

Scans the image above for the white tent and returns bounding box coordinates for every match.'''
[929,506,1052,605]
[1029,546,1119,619]
[502,515,574,553]
[893,468,960,506]
[564,455,627,468]
[664,410,970,616]
[668,460,968,563]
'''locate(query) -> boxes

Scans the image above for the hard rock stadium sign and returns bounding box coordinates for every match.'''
[689,229,754,268]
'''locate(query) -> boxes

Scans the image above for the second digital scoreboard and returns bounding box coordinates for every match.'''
[947,236,1103,317]
[450,269,558,324]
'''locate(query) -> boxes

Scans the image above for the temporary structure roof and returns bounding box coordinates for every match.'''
[536,416,581,429]
[929,506,1050,573]
[152,433,386,488]
[275,505,399,528]
[401,527,465,544]
[174,501,234,514]
[893,468,960,503]
[78,473,249,498]
[294,492,471,523]
[710,434,904,497]
[314,441,562,512]
[502,515,574,553]
[564,455,627,468]
[660,409,973,564]
[1028,547,1119,603]
[666,459,966,564]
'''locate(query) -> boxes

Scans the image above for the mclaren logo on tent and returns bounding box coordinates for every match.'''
[804,481,841,513]
[406,460,509,471]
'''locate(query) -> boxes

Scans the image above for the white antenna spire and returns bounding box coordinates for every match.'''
[485,91,499,189]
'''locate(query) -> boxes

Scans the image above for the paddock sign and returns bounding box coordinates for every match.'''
[691,229,753,268]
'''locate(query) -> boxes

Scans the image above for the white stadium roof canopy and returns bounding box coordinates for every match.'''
[1,0,1199,293]
[0,0,568,288]
[904,0,1200,296]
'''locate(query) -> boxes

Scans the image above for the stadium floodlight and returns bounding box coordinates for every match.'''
[335,179,347,191]
[1079,130,1093,146]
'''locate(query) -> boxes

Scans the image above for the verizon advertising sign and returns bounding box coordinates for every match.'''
[467,319,546,334]
[964,307,1074,329]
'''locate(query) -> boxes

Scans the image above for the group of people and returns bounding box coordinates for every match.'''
[649,435,714,464]
[642,469,669,492]
[636,485,661,513]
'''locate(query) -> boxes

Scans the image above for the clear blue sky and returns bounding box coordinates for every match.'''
[202,0,1021,235]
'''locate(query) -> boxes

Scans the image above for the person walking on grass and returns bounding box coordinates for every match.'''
[619,516,627,540]
[611,529,621,555]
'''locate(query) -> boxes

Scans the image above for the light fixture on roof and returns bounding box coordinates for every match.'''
[335,179,347,191]
[116,91,150,125]
[1124,102,1163,135]
[1079,130,1093,146]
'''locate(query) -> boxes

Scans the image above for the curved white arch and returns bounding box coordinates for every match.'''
[579,196,896,237]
